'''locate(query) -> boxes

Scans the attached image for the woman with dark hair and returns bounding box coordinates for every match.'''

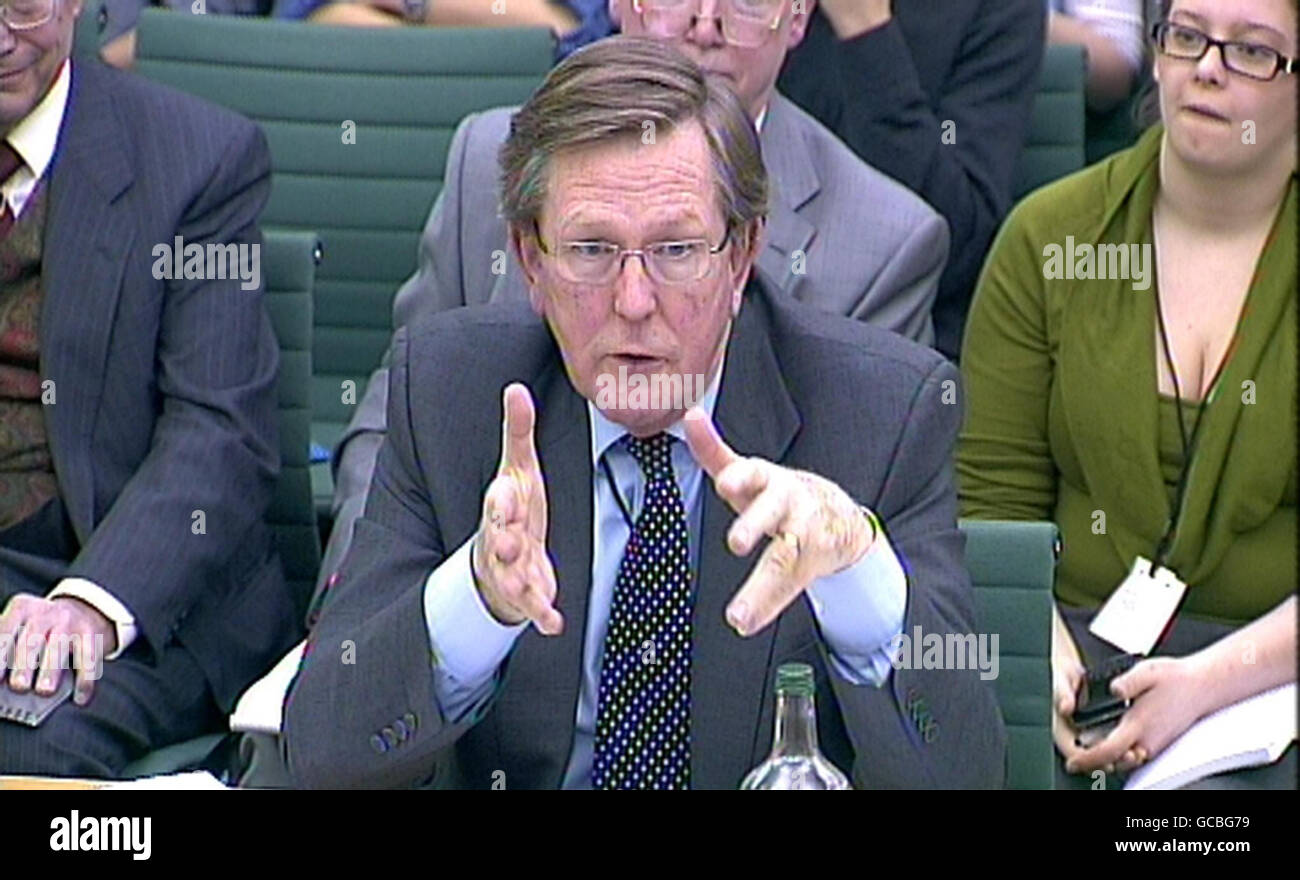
[959,0,1296,786]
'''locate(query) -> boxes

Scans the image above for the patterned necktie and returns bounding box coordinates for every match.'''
[593,433,693,789]
[0,141,26,239]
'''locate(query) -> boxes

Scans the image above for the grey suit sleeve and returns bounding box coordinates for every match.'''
[285,328,486,789]
[827,358,1006,789]
[851,210,949,348]
[320,112,484,599]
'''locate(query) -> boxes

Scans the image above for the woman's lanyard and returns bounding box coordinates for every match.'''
[1150,246,1231,573]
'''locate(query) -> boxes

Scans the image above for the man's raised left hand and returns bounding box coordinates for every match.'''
[683,407,878,637]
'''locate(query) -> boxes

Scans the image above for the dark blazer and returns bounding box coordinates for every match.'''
[779,0,1046,359]
[44,61,298,711]
[284,282,1006,789]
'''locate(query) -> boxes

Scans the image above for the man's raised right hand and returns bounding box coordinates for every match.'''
[471,383,563,635]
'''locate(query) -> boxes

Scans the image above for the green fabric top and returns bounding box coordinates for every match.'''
[958,124,1297,626]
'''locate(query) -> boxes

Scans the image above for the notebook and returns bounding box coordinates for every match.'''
[1125,682,1297,790]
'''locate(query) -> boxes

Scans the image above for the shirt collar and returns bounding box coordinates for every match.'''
[587,356,725,466]
[6,58,72,182]
[754,104,768,134]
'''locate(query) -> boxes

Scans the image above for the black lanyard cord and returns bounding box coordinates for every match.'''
[1152,289,1228,570]
[599,454,636,533]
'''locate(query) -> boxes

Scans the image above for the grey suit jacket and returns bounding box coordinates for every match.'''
[39,61,300,711]
[315,93,950,605]
[284,282,1004,789]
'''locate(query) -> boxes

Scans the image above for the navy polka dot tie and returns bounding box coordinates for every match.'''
[593,433,692,789]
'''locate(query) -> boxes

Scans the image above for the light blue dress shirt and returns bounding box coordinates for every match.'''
[422,362,907,789]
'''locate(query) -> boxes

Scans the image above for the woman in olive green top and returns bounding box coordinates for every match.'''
[959,0,1297,780]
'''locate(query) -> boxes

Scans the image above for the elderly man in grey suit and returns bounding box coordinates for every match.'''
[284,37,1001,789]
[316,0,949,594]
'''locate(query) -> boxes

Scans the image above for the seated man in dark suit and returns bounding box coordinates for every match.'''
[0,1,298,776]
[284,36,1004,789]
[779,0,1047,359]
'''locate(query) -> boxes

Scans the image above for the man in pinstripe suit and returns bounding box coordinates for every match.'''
[0,0,299,776]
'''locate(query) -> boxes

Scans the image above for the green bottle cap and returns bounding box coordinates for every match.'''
[775,662,814,696]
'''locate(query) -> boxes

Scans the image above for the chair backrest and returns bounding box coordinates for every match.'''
[1013,44,1086,199]
[134,10,555,501]
[959,519,1059,790]
[263,229,323,616]
[74,2,105,57]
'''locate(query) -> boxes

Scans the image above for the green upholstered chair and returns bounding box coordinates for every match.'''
[261,230,324,618]
[120,229,321,781]
[133,10,555,518]
[959,519,1060,790]
[1013,44,1087,200]
[73,2,106,57]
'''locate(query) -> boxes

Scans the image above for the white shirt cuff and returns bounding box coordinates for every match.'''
[47,578,138,661]
[423,537,528,720]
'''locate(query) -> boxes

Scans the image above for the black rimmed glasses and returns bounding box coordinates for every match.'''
[1152,21,1297,81]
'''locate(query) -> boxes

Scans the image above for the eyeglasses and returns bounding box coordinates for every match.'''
[1151,21,1297,82]
[1,0,57,30]
[532,221,732,286]
[634,0,784,49]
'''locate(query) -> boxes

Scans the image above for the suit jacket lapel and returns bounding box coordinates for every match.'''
[692,290,800,789]
[41,63,134,543]
[756,95,817,299]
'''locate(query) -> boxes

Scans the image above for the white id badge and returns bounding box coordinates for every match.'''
[1088,556,1187,656]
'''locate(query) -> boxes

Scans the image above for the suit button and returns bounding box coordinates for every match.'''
[403,711,418,732]
[370,734,388,754]
[394,719,409,741]
[381,727,398,748]
[924,721,939,743]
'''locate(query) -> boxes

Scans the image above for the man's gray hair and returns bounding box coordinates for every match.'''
[499,35,768,238]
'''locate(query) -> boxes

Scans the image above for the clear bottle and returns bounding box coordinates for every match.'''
[740,663,852,790]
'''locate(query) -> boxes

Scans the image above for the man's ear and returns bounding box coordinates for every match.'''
[510,223,548,316]
[729,219,764,315]
[740,218,766,269]
[787,0,815,48]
